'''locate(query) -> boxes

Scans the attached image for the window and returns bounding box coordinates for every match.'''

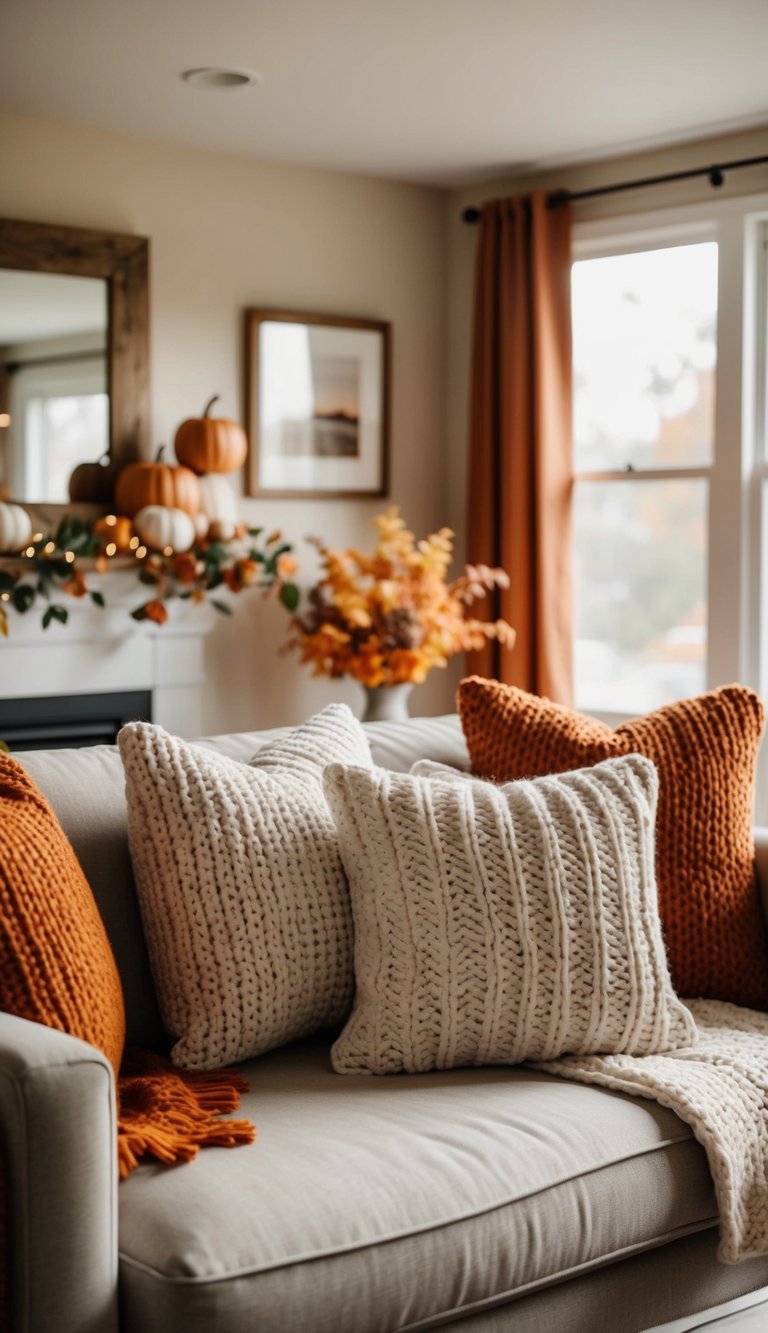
[572,240,717,714]
[9,356,107,503]
[571,196,768,817]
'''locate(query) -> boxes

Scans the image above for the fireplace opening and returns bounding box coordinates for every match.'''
[0,691,152,751]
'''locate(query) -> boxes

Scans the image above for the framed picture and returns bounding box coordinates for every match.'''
[245,309,390,499]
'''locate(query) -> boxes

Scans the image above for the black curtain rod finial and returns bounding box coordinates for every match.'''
[462,206,481,224]
[709,166,725,188]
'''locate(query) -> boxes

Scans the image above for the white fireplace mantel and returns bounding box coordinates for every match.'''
[0,570,216,737]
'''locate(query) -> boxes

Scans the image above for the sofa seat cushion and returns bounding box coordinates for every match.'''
[118,1037,718,1333]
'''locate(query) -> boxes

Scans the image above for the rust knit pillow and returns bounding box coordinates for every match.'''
[458,677,768,1009]
[0,752,125,1072]
[0,753,255,1182]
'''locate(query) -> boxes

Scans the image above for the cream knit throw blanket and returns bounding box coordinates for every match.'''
[538,998,768,1263]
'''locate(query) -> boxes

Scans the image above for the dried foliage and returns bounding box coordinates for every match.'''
[285,507,515,687]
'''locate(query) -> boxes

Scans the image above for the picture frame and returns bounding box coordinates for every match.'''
[244,309,390,499]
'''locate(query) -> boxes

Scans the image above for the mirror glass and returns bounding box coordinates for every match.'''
[0,269,108,504]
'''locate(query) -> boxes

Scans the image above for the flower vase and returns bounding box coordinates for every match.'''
[361,683,413,724]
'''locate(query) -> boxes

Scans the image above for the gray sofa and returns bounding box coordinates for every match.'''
[6,714,768,1333]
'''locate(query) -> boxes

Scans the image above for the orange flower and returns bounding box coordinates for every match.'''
[172,552,198,586]
[144,599,168,625]
[237,558,260,587]
[223,558,259,593]
[277,553,299,579]
[64,571,87,599]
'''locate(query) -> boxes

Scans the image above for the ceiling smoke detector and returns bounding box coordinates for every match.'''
[181,67,262,90]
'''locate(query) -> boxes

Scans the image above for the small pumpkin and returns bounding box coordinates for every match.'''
[198,473,238,526]
[207,519,238,543]
[0,502,32,554]
[114,447,200,519]
[93,514,134,554]
[174,395,247,475]
[68,454,116,505]
[134,505,196,554]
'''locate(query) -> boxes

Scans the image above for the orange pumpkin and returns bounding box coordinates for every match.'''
[173,395,247,475]
[93,514,134,553]
[114,447,200,519]
[68,454,116,505]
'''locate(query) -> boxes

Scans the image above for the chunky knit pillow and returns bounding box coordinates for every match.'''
[458,677,768,1009]
[326,756,695,1075]
[119,704,373,1070]
[0,752,125,1072]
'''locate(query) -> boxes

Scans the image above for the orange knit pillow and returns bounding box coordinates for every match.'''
[0,753,254,1182]
[0,752,125,1072]
[458,677,768,1009]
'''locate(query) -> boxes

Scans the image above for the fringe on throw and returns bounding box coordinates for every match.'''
[117,1048,256,1179]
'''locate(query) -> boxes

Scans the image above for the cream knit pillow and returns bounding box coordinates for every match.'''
[325,755,695,1075]
[119,705,372,1070]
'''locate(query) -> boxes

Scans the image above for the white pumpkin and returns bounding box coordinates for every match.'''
[0,502,32,555]
[193,510,210,541]
[198,474,238,525]
[134,505,196,553]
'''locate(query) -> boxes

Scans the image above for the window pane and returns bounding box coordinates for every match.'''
[572,242,717,471]
[574,479,707,714]
[24,392,108,504]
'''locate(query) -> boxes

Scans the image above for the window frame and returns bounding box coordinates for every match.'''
[571,193,768,724]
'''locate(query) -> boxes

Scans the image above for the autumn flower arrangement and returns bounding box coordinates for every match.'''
[285,507,514,688]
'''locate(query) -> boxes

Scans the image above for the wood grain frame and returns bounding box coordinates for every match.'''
[0,216,150,471]
[245,308,390,500]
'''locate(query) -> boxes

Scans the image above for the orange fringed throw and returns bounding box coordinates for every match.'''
[117,1050,254,1178]
[0,753,256,1189]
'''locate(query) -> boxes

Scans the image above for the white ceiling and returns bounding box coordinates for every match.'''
[1,0,767,188]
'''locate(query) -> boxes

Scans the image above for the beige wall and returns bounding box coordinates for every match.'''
[444,123,768,562]
[0,112,451,731]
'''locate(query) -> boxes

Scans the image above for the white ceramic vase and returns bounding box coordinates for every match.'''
[361,683,413,724]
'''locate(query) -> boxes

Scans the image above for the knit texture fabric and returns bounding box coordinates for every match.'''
[326,755,695,1075]
[539,999,768,1264]
[459,677,768,1008]
[119,704,373,1071]
[0,753,125,1072]
[0,753,254,1195]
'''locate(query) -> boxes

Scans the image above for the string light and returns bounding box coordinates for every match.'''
[64,551,75,564]
[44,541,55,555]
[163,545,173,557]
[129,536,139,550]
[105,542,117,558]
[105,515,117,526]
[135,545,147,559]
[32,532,43,543]
[24,546,35,557]
[0,592,9,602]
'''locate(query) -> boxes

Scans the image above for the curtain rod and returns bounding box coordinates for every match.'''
[461,152,768,222]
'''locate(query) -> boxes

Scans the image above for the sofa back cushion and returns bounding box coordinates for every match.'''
[20,714,468,1047]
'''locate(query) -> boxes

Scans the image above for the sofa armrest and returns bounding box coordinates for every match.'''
[0,1013,118,1333]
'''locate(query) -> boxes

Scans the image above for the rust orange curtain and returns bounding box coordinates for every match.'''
[467,191,573,704]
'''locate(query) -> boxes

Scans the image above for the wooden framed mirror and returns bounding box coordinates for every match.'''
[0,217,149,506]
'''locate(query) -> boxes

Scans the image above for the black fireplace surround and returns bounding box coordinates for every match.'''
[0,691,152,750]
